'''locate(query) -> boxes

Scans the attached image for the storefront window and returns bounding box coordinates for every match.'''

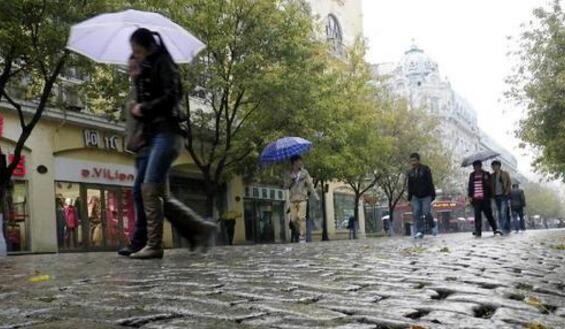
[55,182,133,251]
[244,199,285,243]
[334,192,355,230]
[308,187,323,231]
[4,180,30,252]
[55,182,84,250]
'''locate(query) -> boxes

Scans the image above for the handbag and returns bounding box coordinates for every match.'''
[124,90,147,153]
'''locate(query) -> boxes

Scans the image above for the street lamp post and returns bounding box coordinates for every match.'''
[321,180,329,241]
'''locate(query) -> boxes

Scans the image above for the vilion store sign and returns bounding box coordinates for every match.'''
[55,158,135,187]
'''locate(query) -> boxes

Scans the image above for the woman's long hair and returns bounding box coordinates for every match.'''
[130,27,174,63]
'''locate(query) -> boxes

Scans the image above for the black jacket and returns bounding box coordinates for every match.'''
[468,170,493,200]
[407,165,435,201]
[510,188,526,208]
[134,50,183,137]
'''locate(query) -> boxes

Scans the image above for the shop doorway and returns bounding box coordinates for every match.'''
[169,176,210,248]
[55,182,134,251]
[244,200,285,243]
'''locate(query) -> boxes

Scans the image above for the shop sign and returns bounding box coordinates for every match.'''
[55,158,135,187]
[7,154,26,177]
[80,168,134,183]
[432,200,459,211]
[83,129,122,152]
[245,186,286,201]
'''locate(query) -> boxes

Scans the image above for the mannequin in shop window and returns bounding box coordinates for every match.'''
[55,196,66,248]
[64,198,79,248]
[4,181,21,252]
[88,196,102,247]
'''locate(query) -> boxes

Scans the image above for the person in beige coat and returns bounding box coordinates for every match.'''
[284,156,319,243]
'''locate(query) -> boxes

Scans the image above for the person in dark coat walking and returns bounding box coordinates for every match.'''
[510,183,527,233]
[468,161,503,237]
[407,153,435,239]
[347,216,358,240]
[123,28,216,259]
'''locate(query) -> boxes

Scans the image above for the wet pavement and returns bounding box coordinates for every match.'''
[1,229,565,329]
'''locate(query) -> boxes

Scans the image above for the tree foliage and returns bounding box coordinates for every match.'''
[374,93,456,222]
[0,0,119,185]
[122,0,330,213]
[523,182,565,219]
[506,0,565,181]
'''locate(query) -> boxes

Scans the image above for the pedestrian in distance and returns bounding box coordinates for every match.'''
[347,216,358,240]
[284,155,319,243]
[510,183,527,233]
[468,160,503,237]
[407,153,435,239]
[491,160,512,234]
[121,28,216,259]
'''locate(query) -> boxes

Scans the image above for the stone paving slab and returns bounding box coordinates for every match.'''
[1,229,564,329]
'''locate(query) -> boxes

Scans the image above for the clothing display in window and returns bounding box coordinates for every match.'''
[105,191,119,247]
[88,195,103,246]
[55,197,66,248]
[64,198,79,248]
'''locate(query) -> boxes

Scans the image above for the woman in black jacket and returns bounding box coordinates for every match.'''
[127,28,214,259]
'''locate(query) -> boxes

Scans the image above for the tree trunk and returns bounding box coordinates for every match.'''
[321,179,329,241]
[354,194,361,226]
[388,201,395,235]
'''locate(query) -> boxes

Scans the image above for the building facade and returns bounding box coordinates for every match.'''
[0,103,240,253]
[373,44,481,161]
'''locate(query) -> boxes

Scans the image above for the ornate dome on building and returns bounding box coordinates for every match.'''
[401,43,439,79]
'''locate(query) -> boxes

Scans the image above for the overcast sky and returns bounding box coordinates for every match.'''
[362,0,552,180]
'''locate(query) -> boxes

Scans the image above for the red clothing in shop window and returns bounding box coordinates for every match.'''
[106,192,119,242]
[64,206,79,229]
[7,226,21,244]
[123,190,135,240]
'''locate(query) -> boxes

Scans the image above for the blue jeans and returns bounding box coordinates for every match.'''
[349,222,358,240]
[306,218,313,242]
[130,132,182,248]
[495,196,510,232]
[512,207,526,232]
[411,196,432,237]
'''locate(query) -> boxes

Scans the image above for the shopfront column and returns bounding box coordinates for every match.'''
[28,124,58,253]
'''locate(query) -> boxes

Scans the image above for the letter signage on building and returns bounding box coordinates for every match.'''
[7,154,26,177]
[55,158,135,187]
[83,129,122,152]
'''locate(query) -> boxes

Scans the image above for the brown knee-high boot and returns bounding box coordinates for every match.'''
[164,197,218,252]
[130,184,166,259]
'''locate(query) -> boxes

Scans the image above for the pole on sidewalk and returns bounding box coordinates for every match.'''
[321,180,329,241]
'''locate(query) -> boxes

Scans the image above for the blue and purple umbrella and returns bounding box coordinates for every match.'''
[260,137,312,164]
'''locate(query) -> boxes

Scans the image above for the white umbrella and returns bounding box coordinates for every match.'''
[67,9,205,65]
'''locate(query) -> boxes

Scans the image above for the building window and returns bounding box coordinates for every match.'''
[326,14,344,56]
[4,180,30,252]
[54,182,135,251]
[334,192,355,230]
[308,187,324,231]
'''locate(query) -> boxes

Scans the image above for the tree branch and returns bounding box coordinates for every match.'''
[0,90,26,129]
[6,50,67,179]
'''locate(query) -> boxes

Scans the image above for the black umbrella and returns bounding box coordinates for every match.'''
[461,150,500,167]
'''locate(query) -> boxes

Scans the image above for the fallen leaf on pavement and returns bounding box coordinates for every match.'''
[527,322,550,329]
[526,296,541,306]
[29,275,51,283]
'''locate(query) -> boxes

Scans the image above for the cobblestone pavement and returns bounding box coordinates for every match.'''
[1,229,565,329]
